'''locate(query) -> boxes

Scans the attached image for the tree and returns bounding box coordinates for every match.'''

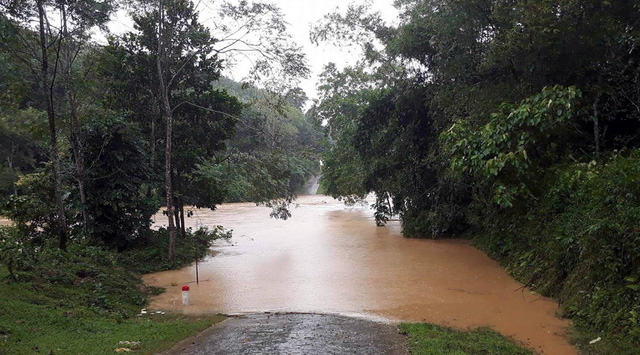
[125,0,309,260]
[1,0,114,248]
[82,118,158,250]
[57,0,115,233]
[311,0,640,236]
[171,89,241,238]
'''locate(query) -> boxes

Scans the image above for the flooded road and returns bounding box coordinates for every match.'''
[145,195,574,354]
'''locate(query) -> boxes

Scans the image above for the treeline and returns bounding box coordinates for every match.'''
[312,0,639,352]
[0,0,321,258]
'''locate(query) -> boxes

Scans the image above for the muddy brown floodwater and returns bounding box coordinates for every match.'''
[0,217,12,226]
[145,195,575,354]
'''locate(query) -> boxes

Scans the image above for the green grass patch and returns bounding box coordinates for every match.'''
[0,266,224,354]
[399,323,532,355]
[0,225,230,355]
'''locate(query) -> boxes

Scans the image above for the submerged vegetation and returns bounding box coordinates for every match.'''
[312,0,640,352]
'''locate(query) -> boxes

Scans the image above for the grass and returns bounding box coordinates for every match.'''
[0,266,224,355]
[399,323,533,355]
[0,226,230,355]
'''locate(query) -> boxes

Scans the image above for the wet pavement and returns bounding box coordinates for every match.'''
[160,313,407,355]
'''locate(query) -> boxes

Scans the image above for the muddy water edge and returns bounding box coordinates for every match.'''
[144,195,576,354]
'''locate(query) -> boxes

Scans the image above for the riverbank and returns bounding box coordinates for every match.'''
[0,226,224,354]
[470,155,640,355]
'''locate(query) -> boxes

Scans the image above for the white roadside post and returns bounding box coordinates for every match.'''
[182,285,190,305]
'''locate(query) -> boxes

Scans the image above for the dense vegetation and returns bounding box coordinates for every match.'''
[0,0,320,353]
[2,0,640,353]
[0,226,227,354]
[0,0,321,253]
[312,0,640,352]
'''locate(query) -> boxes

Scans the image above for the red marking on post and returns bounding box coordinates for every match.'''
[182,285,190,291]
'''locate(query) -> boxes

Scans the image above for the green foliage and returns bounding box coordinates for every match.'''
[312,64,375,200]
[0,263,223,355]
[399,323,532,355]
[0,224,222,311]
[0,226,33,280]
[210,79,323,205]
[0,230,144,317]
[442,86,582,208]
[0,110,45,199]
[475,151,640,349]
[312,1,640,349]
[119,226,231,274]
[3,167,60,241]
[0,223,225,353]
[82,119,159,249]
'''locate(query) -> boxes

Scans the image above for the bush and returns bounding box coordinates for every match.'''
[118,226,231,274]
[0,224,230,317]
[474,150,640,347]
[0,228,143,318]
[3,168,60,242]
[0,226,35,280]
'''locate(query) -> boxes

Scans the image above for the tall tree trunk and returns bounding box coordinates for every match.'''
[70,101,88,233]
[38,0,68,250]
[147,102,158,198]
[161,95,176,262]
[180,199,186,239]
[593,97,600,159]
[157,0,176,261]
[62,4,89,233]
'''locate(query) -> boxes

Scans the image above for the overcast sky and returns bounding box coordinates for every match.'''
[233,0,398,101]
[105,0,398,103]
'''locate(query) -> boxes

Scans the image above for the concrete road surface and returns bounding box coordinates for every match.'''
[160,313,408,355]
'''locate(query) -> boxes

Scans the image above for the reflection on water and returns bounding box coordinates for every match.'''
[146,195,575,354]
